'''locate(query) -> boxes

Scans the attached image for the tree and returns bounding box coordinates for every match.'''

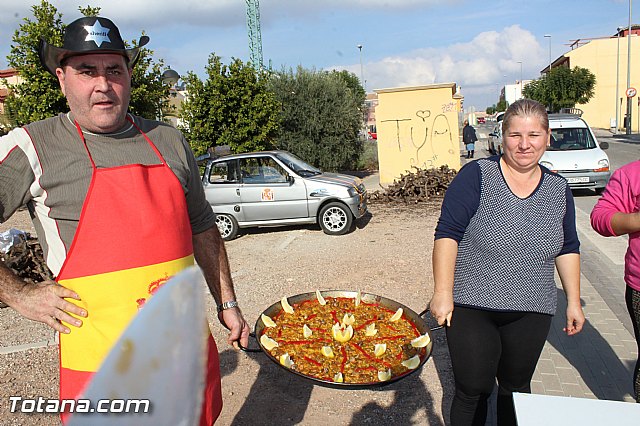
[4,1,171,127]
[178,54,281,157]
[486,105,496,115]
[268,67,363,171]
[523,66,596,112]
[496,98,507,112]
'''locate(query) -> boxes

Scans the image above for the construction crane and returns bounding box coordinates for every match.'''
[245,0,264,70]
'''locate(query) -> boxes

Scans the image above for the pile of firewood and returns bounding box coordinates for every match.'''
[368,165,457,204]
[0,234,53,308]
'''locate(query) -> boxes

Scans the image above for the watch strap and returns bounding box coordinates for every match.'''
[217,300,239,313]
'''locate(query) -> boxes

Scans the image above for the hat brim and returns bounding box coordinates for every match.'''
[39,36,149,76]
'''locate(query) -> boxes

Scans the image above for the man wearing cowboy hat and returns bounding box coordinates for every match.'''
[0,16,249,424]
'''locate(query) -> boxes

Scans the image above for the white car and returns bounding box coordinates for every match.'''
[539,114,610,194]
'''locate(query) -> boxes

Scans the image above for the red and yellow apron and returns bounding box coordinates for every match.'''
[57,118,222,424]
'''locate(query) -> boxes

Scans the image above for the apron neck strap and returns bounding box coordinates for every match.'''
[73,115,168,169]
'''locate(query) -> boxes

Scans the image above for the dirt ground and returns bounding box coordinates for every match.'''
[0,203,454,425]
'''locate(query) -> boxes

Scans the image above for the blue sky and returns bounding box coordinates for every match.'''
[0,0,635,109]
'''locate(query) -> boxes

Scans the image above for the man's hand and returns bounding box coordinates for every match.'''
[218,307,250,349]
[10,280,86,334]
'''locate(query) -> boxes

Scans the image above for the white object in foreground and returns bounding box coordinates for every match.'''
[513,392,640,426]
[68,266,208,426]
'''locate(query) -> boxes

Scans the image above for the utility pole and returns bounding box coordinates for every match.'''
[626,0,633,134]
[616,27,622,134]
[357,44,365,93]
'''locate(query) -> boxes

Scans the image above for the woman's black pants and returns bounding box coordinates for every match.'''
[626,286,640,402]
[446,306,552,426]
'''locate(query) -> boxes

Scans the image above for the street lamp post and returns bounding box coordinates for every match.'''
[625,0,633,134]
[357,44,365,93]
[616,27,623,134]
[517,61,523,99]
[544,34,551,73]
[160,69,180,122]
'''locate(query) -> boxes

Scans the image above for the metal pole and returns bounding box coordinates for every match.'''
[626,0,633,134]
[616,28,622,134]
[544,34,551,73]
[357,44,365,93]
[517,61,523,98]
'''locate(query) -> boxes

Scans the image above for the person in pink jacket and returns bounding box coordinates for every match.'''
[590,159,640,403]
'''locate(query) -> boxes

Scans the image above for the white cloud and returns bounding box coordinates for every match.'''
[331,25,547,108]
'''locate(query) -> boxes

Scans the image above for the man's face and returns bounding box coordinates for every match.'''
[56,53,132,134]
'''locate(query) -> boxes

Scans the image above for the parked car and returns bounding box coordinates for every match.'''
[488,124,503,155]
[199,150,368,240]
[539,114,611,194]
[477,116,485,124]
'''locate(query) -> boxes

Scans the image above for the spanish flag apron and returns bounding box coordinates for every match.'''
[57,118,222,424]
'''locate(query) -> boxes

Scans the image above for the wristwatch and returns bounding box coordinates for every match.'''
[217,300,239,313]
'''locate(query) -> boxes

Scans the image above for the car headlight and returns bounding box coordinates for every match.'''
[594,159,610,172]
[540,161,553,170]
[348,187,358,197]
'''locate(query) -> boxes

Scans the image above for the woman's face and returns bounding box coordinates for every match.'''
[502,115,550,171]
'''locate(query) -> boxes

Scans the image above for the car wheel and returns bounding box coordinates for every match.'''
[319,202,353,236]
[215,214,239,241]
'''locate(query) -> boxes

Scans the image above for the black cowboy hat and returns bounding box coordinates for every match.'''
[39,16,149,76]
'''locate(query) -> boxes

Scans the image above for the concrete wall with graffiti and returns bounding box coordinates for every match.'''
[375,83,461,185]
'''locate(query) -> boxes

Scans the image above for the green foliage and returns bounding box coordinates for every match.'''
[496,98,507,112]
[268,67,364,171]
[486,105,496,115]
[4,1,66,126]
[4,1,171,128]
[523,66,596,112]
[178,54,281,157]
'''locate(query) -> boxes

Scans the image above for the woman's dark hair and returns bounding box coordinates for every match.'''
[502,99,549,134]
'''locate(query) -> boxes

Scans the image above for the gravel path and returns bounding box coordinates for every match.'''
[0,203,453,425]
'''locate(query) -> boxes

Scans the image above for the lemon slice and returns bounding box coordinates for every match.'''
[261,314,276,328]
[389,307,403,322]
[411,333,431,348]
[303,324,313,338]
[373,343,387,357]
[365,323,378,337]
[279,353,294,368]
[333,372,344,383]
[260,334,279,351]
[321,346,334,358]
[332,322,354,343]
[377,369,392,381]
[401,355,421,370]
[281,296,294,314]
[355,290,361,307]
[316,289,327,305]
[342,313,355,326]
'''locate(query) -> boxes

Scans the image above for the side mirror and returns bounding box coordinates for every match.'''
[599,141,609,150]
[288,175,295,185]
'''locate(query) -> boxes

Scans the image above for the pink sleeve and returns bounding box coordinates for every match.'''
[590,168,634,237]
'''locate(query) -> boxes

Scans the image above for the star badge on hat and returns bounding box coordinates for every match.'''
[83,20,111,47]
[38,16,149,76]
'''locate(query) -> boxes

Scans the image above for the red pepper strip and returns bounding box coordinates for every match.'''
[278,339,332,345]
[306,314,317,321]
[331,311,339,324]
[277,329,282,338]
[303,356,323,367]
[382,323,399,332]
[351,343,393,368]
[340,347,348,374]
[354,319,376,331]
[309,327,327,332]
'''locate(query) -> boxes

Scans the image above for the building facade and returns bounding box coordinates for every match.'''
[374,83,461,185]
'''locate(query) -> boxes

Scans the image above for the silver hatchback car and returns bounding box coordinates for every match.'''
[200,150,368,240]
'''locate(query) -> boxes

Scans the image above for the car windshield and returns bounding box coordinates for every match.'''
[548,127,597,151]
[275,152,321,177]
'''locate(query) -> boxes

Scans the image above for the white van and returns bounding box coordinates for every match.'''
[539,114,611,194]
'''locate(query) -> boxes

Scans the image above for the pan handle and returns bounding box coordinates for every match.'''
[238,332,263,353]
[418,308,444,331]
